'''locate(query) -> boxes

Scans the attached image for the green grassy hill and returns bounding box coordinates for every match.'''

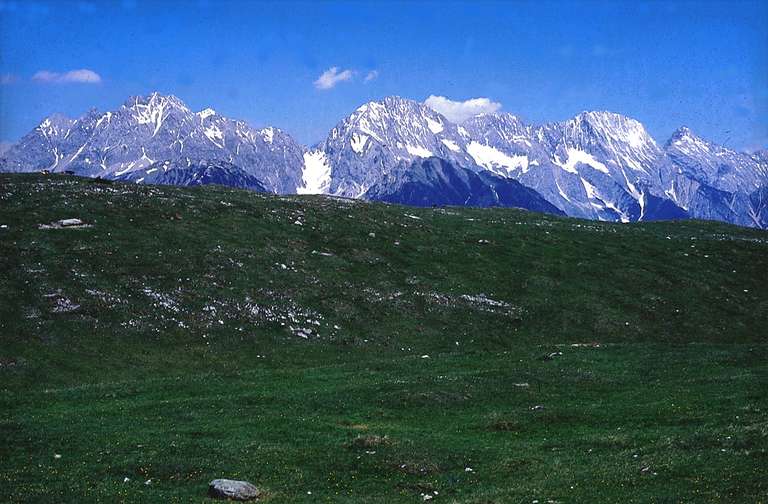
[1,173,766,503]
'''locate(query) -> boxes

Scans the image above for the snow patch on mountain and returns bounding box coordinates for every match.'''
[261,127,274,144]
[204,123,224,148]
[95,112,112,128]
[580,177,629,222]
[441,139,460,152]
[350,133,368,154]
[131,94,174,137]
[466,141,528,176]
[406,145,433,158]
[426,117,443,134]
[197,108,216,121]
[555,147,609,174]
[298,150,332,194]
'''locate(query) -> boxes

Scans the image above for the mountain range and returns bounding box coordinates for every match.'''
[2,92,767,228]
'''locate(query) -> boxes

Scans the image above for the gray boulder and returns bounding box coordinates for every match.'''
[208,479,261,501]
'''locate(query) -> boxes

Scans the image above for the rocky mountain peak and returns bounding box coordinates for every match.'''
[36,114,75,138]
[568,111,655,150]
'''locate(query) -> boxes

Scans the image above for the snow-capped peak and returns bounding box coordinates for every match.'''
[124,93,190,137]
[667,126,711,153]
[260,127,275,144]
[315,95,479,197]
[350,96,448,123]
[336,96,444,145]
[466,111,523,126]
[672,125,694,136]
[197,108,217,120]
[463,112,529,142]
[572,111,655,150]
[668,126,700,144]
[36,114,74,138]
[124,92,188,109]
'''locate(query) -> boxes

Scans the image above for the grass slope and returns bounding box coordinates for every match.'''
[1,174,766,503]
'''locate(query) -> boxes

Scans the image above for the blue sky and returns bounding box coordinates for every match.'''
[0,0,766,151]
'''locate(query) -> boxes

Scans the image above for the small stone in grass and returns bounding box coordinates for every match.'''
[59,218,83,227]
[208,479,261,501]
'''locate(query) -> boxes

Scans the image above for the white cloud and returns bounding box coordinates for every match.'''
[0,141,13,155]
[424,95,502,123]
[314,66,354,90]
[32,69,102,84]
[32,71,61,82]
[364,70,379,83]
